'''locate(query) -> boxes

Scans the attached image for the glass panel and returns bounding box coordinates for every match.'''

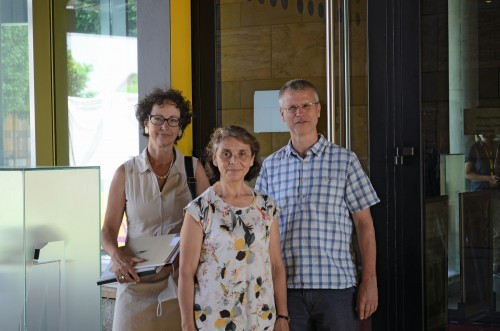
[0,170,24,330]
[0,167,100,330]
[0,1,31,167]
[422,0,500,327]
[217,0,327,161]
[216,0,369,173]
[26,241,63,330]
[65,0,138,242]
[217,0,371,328]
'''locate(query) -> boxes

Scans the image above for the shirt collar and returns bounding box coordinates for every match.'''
[284,134,328,158]
[136,147,181,175]
[137,148,150,174]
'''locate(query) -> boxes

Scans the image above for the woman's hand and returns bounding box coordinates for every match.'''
[274,317,290,331]
[112,250,146,283]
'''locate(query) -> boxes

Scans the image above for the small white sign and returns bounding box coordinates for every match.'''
[254,90,289,133]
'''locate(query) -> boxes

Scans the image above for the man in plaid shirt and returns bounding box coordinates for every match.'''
[255,79,379,331]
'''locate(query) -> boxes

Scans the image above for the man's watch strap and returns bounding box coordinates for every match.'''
[277,314,290,322]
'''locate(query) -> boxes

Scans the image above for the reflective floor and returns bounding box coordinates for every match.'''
[448,276,500,329]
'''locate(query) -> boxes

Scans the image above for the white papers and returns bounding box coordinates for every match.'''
[126,234,180,268]
[97,234,180,285]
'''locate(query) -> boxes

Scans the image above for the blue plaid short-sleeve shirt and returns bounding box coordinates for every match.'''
[255,135,379,289]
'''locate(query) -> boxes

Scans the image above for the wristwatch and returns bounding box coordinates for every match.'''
[277,314,290,322]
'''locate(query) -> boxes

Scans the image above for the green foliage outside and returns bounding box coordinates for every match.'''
[74,0,137,37]
[120,74,139,93]
[1,24,96,120]
[74,0,100,34]
[1,0,139,117]
[125,74,138,93]
[1,24,29,118]
[127,1,137,37]
[67,50,96,97]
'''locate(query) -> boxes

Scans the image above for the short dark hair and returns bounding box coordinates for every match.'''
[135,88,192,142]
[205,126,261,182]
[278,79,320,107]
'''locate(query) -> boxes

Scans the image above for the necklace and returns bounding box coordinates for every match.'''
[155,157,174,180]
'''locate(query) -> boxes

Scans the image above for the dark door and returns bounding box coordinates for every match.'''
[369,0,423,330]
[370,0,500,330]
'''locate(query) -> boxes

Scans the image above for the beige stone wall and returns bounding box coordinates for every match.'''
[219,0,328,157]
[218,0,369,171]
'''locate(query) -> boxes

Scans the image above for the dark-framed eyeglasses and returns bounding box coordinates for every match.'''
[149,115,181,127]
[281,102,319,114]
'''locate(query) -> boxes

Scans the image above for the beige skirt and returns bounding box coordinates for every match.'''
[112,270,181,331]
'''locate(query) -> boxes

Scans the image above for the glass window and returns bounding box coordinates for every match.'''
[217,0,327,161]
[0,1,31,167]
[422,0,500,327]
[216,0,370,174]
[65,0,138,242]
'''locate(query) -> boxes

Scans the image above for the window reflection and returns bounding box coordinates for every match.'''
[66,0,138,242]
[422,0,500,327]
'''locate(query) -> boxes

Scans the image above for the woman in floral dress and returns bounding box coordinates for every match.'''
[178,126,289,331]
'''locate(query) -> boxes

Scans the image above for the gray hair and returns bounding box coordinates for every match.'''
[278,79,320,107]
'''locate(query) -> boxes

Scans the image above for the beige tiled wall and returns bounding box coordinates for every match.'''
[219,0,369,166]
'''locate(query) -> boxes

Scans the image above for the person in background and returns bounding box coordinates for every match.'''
[465,134,500,190]
[101,88,210,331]
[255,79,379,331]
[178,126,289,331]
[465,133,500,277]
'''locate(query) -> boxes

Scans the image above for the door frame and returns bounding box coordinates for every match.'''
[190,0,218,161]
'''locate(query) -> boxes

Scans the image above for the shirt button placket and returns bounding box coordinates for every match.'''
[300,159,308,208]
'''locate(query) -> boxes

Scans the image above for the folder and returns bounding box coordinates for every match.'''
[97,233,180,285]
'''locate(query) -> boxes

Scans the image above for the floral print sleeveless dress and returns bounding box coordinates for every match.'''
[184,186,279,331]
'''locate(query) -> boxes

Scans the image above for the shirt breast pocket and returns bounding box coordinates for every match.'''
[311,176,346,207]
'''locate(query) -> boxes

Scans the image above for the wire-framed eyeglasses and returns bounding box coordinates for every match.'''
[281,102,319,114]
[149,115,181,127]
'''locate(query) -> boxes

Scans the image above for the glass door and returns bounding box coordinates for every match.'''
[216,0,370,172]
[215,0,372,328]
[217,0,327,160]
[422,0,500,328]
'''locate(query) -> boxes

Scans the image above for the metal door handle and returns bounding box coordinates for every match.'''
[394,147,415,165]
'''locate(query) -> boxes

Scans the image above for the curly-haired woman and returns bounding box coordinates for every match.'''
[101,88,210,330]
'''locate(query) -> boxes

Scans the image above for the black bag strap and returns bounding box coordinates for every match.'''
[184,156,196,199]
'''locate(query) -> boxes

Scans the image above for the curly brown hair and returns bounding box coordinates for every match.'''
[135,88,192,143]
[205,126,262,182]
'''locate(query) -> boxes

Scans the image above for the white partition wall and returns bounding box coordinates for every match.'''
[0,170,25,330]
[0,167,100,331]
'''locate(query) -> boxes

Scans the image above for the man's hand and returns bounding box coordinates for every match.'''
[489,175,500,187]
[274,317,290,331]
[356,275,378,320]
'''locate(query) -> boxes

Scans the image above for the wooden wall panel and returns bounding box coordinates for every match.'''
[221,26,272,81]
[272,23,326,78]
[218,0,331,157]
